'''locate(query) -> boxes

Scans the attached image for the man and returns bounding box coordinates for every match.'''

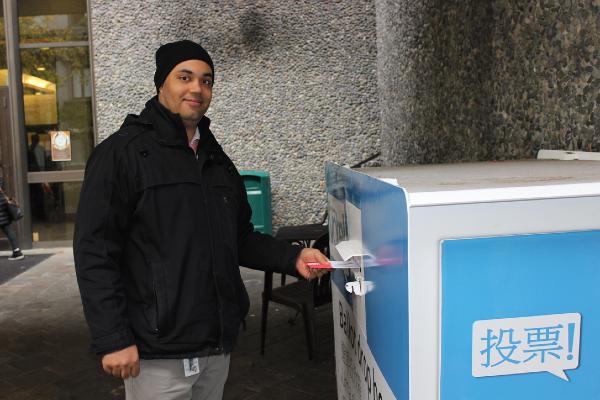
[74,40,329,400]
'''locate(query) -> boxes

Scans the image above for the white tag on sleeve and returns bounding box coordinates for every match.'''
[183,358,200,377]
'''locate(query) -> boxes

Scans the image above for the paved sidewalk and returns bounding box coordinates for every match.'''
[0,249,336,399]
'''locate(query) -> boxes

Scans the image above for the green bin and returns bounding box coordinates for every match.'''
[239,170,272,235]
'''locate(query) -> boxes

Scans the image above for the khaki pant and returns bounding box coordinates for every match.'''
[124,354,230,400]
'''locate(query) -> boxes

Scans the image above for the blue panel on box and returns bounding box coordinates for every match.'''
[325,164,409,400]
[361,176,409,400]
[441,230,600,399]
[326,164,353,307]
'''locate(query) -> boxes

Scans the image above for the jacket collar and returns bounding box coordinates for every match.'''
[133,96,218,151]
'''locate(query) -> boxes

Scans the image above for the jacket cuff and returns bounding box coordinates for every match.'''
[91,328,136,356]
[283,244,303,276]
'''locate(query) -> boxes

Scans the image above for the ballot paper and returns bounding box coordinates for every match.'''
[307,239,403,269]
[335,239,372,261]
[307,260,359,269]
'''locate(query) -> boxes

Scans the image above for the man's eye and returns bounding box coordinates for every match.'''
[202,79,213,86]
[179,76,190,81]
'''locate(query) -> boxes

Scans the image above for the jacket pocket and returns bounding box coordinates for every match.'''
[150,262,171,338]
[211,184,237,208]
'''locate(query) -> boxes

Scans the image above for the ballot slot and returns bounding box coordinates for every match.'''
[335,238,374,296]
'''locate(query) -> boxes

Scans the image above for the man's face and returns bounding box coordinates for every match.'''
[158,59,213,126]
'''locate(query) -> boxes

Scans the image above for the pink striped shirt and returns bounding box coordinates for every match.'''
[189,127,200,156]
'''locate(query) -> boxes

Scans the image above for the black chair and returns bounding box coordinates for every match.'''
[260,152,380,360]
[260,228,330,361]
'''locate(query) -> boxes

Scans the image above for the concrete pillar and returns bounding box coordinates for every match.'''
[376,1,600,165]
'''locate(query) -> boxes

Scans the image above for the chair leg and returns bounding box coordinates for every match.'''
[301,303,316,361]
[260,294,269,355]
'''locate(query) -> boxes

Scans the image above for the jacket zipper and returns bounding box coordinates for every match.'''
[152,283,160,334]
[196,150,225,353]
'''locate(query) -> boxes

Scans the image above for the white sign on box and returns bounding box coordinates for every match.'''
[472,313,581,381]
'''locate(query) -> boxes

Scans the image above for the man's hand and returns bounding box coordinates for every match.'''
[101,345,140,379]
[295,248,330,280]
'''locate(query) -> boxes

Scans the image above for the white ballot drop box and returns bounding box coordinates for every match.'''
[325,160,600,400]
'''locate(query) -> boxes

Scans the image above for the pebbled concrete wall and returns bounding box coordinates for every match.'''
[487,1,600,158]
[376,1,495,165]
[89,0,379,228]
[377,0,600,165]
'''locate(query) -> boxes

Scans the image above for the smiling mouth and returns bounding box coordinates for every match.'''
[183,100,205,109]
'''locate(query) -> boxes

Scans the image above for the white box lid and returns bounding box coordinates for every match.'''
[360,160,600,206]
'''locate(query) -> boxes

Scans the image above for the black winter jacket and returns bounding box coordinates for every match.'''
[74,97,301,359]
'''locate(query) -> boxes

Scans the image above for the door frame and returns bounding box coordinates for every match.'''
[3,0,31,249]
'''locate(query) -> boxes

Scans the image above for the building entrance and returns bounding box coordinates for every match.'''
[0,0,94,247]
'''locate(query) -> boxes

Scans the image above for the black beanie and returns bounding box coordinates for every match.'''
[153,40,214,90]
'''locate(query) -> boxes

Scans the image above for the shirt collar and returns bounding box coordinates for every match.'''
[189,127,201,145]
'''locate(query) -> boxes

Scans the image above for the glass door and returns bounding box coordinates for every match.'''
[18,0,93,243]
